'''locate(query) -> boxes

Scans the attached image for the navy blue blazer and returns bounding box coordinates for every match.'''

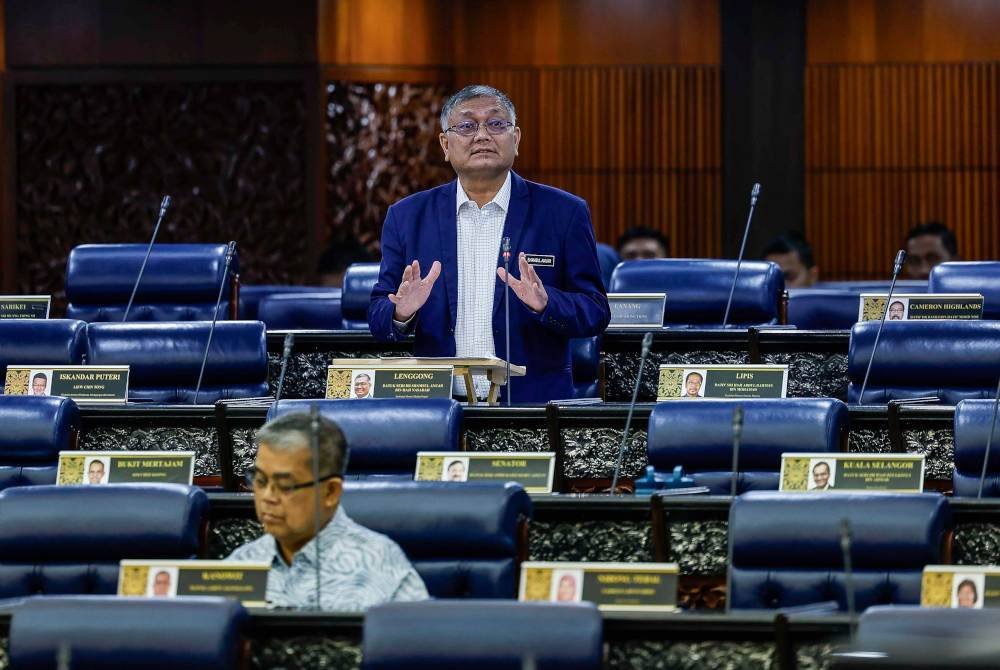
[368,171,610,403]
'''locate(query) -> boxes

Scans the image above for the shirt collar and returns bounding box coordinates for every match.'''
[455,171,512,214]
[269,506,349,567]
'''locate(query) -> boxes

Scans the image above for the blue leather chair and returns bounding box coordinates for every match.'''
[86,321,268,403]
[0,396,80,490]
[930,261,1000,319]
[728,492,951,612]
[647,399,848,494]
[65,244,239,322]
[257,291,344,330]
[848,321,1000,404]
[813,280,927,293]
[362,600,603,670]
[787,288,863,330]
[570,336,601,398]
[10,596,247,670]
[268,399,462,478]
[238,284,336,320]
[952,399,1000,497]
[341,481,532,598]
[0,319,88,377]
[596,242,621,290]
[0,484,208,598]
[608,259,784,327]
[342,263,380,330]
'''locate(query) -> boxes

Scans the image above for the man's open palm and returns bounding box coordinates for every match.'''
[389,260,442,321]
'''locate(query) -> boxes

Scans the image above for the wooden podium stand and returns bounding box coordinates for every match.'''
[329,357,526,406]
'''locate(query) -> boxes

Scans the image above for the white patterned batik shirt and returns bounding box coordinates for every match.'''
[226,506,429,612]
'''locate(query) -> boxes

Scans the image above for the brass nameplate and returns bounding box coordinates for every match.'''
[4,365,129,403]
[859,293,983,321]
[657,364,788,400]
[608,293,666,329]
[921,565,1000,609]
[325,365,453,399]
[57,451,195,486]
[779,453,924,492]
[415,451,555,493]
[519,561,679,612]
[0,295,50,319]
[119,560,270,607]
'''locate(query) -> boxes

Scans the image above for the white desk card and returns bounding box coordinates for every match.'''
[326,365,453,399]
[414,451,556,493]
[608,293,666,329]
[519,561,680,612]
[921,565,1000,609]
[118,560,270,607]
[0,295,50,319]
[57,451,195,486]
[657,364,788,400]
[3,365,129,403]
[779,453,924,492]
[859,293,984,321]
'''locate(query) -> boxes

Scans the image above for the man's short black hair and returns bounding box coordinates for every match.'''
[763,232,815,269]
[616,226,670,253]
[317,238,374,276]
[32,373,48,383]
[906,222,958,257]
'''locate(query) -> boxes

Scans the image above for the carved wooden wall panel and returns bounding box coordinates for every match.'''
[14,79,308,297]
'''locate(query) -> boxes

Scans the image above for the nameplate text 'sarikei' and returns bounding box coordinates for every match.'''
[0,295,50,319]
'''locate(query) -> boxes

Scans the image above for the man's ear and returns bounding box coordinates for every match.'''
[324,477,343,510]
[439,132,450,162]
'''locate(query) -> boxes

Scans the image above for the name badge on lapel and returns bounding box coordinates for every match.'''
[524,254,555,268]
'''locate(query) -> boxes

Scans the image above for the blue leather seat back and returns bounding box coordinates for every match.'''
[608,259,784,326]
[930,261,1000,319]
[787,288,863,330]
[342,263,381,330]
[813,280,928,293]
[952,399,1000,496]
[362,600,603,670]
[853,605,1000,667]
[0,484,208,598]
[86,321,268,403]
[595,242,620,289]
[257,291,343,331]
[10,596,247,670]
[0,396,80,490]
[0,320,88,375]
[341,482,532,598]
[570,336,600,398]
[238,284,336,320]
[729,491,951,611]
[848,321,1000,404]
[269,399,462,476]
[647,399,848,494]
[65,244,238,322]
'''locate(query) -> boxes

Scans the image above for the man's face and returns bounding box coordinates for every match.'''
[252,443,341,552]
[888,302,905,320]
[958,583,976,608]
[447,461,466,482]
[439,96,520,181]
[812,463,830,489]
[620,237,667,261]
[152,571,171,597]
[32,377,47,395]
[87,461,105,485]
[353,375,371,398]
[905,234,953,280]
[685,374,703,397]
[765,250,817,288]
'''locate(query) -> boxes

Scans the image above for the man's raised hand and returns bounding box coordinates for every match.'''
[389,260,442,321]
[496,253,549,313]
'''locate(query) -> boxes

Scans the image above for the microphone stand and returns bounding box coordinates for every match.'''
[722,183,760,328]
[730,405,744,499]
[123,195,171,322]
[310,403,322,611]
[502,237,512,406]
[193,241,236,404]
[274,333,295,405]
[610,332,654,494]
[857,250,907,403]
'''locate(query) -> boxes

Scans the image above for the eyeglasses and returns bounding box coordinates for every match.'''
[249,468,340,496]
[445,118,514,137]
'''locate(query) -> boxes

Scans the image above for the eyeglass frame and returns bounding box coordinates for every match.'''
[248,467,342,496]
[444,118,515,137]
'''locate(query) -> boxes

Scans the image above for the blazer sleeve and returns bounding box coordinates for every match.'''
[368,206,413,342]
[530,200,611,337]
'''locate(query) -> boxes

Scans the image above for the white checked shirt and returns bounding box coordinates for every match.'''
[454,172,511,397]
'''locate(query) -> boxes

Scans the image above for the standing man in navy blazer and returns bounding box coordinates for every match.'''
[368,85,610,403]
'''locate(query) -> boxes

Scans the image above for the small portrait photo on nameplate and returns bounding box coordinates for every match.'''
[56,451,196,486]
[3,365,129,403]
[607,293,666,329]
[859,293,984,322]
[325,365,453,400]
[415,452,556,493]
[118,560,270,607]
[519,561,680,612]
[0,295,51,319]
[656,364,788,400]
[921,566,1000,609]
[779,453,924,493]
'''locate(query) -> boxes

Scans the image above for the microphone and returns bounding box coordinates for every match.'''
[610,331,654,494]
[857,249,907,404]
[840,518,857,636]
[501,236,512,406]
[193,241,237,404]
[976,376,1000,499]
[729,404,744,499]
[123,195,171,322]
[274,333,295,405]
[722,183,761,328]
[310,403,323,611]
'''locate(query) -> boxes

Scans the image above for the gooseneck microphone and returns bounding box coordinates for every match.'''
[857,250,907,404]
[976,376,1000,499]
[123,195,171,322]
[840,518,857,636]
[729,405,744,499]
[501,236,512,407]
[274,333,295,405]
[610,332,654,495]
[193,241,237,404]
[310,403,323,611]
[722,183,761,328]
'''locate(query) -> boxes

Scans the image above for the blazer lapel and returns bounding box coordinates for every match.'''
[437,180,459,330]
[493,171,530,319]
